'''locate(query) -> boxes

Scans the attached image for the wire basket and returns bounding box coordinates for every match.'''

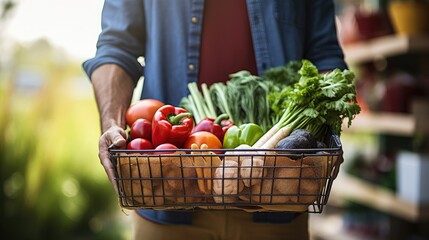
[109,132,343,213]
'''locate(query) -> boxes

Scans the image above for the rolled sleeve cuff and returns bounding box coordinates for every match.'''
[82,47,143,85]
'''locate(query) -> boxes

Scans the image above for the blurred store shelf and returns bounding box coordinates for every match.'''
[329,173,429,222]
[343,35,429,65]
[342,111,415,136]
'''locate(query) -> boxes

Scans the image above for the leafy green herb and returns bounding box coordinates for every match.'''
[262,60,302,86]
[253,59,361,148]
[222,71,272,131]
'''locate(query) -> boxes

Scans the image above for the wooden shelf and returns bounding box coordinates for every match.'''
[343,112,415,136]
[335,34,429,228]
[343,35,429,65]
[329,173,429,222]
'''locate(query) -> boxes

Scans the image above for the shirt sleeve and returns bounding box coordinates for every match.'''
[82,0,146,84]
[304,0,347,71]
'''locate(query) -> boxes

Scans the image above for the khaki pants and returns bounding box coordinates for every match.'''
[132,211,309,240]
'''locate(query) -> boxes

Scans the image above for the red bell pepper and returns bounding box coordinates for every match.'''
[220,118,234,136]
[192,114,234,142]
[152,105,194,148]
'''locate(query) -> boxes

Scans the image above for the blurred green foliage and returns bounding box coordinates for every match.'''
[0,39,130,239]
[1,0,16,20]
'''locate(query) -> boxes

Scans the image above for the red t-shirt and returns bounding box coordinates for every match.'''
[198,0,257,86]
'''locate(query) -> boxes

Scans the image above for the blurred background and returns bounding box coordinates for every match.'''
[0,0,132,239]
[0,0,428,239]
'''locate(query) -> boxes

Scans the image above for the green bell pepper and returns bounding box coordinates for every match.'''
[222,123,264,149]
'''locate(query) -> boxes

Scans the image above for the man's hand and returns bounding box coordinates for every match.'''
[98,125,128,195]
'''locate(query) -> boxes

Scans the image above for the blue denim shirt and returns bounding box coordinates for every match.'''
[83,0,346,224]
[83,0,346,106]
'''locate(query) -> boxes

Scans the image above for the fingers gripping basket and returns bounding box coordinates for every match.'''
[109,132,343,213]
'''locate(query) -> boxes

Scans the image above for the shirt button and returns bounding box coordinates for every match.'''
[191,17,199,24]
[188,64,195,71]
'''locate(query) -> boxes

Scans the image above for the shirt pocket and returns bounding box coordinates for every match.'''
[274,0,296,25]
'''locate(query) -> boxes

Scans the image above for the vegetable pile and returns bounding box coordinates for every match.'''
[123,59,360,152]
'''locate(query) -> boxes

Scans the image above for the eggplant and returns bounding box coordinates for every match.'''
[275,129,318,159]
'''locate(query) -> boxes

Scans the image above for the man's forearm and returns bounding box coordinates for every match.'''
[91,64,135,132]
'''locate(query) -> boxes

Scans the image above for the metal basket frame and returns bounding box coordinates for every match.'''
[110,132,343,213]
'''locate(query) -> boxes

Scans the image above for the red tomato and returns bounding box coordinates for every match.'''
[155,143,178,154]
[127,138,154,150]
[130,118,152,140]
[183,131,222,149]
[126,99,164,126]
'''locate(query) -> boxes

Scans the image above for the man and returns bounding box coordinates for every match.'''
[83,1,346,239]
